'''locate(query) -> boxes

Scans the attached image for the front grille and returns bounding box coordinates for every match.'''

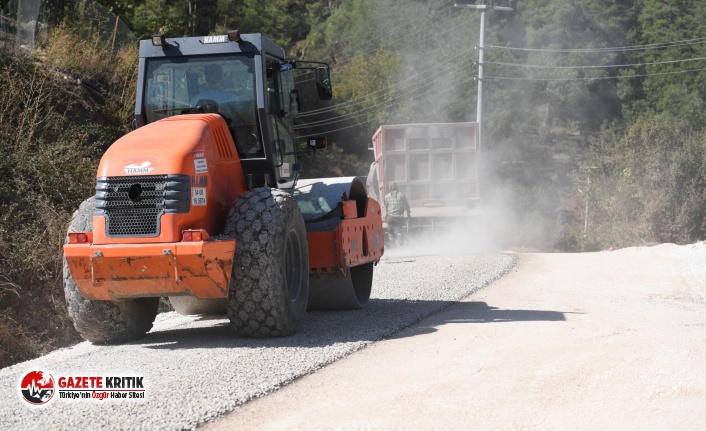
[95,175,190,237]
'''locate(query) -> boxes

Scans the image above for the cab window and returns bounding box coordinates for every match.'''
[143,54,263,159]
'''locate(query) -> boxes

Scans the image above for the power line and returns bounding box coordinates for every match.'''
[487,37,706,53]
[296,11,472,86]
[298,45,476,118]
[484,56,706,70]
[295,55,474,130]
[297,62,706,136]
[295,77,464,139]
[485,66,706,82]
[294,58,470,137]
[295,17,706,137]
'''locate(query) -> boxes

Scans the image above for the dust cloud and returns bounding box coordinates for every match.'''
[384,195,539,258]
[360,3,563,256]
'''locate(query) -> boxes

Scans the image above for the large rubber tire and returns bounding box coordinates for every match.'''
[63,197,159,344]
[224,188,309,337]
[169,297,226,315]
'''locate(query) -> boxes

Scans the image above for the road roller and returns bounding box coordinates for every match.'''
[62,30,384,343]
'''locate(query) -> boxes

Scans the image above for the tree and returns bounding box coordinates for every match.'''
[518,0,633,134]
[618,0,706,130]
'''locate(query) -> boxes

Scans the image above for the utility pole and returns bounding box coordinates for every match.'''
[454,2,513,165]
[579,166,598,234]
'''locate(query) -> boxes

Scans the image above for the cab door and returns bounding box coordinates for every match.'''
[266,58,299,189]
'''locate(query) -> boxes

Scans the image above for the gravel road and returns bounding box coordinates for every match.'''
[0,253,515,430]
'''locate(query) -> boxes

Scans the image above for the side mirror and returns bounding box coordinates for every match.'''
[314,67,333,100]
[308,136,327,150]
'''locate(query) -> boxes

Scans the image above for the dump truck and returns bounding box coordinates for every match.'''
[367,122,479,238]
[62,30,384,343]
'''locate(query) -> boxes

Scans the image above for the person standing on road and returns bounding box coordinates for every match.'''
[384,183,411,246]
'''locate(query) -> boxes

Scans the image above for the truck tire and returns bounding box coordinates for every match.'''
[224,188,309,337]
[169,297,226,315]
[63,197,159,344]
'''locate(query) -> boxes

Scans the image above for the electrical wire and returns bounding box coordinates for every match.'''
[300,52,472,126]
[295,60,471,136]
[296,60,706,136]
[484,66,706,82]
[294,54,475,129]
[295,77,464,139]
[295,12,473,87]
[487,37,706,53]
[294,13,706,135]
[298,45,476,118]
[487,56,706,70]
[483,56,706,70]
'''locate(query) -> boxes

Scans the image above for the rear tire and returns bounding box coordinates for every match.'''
[63,197,159,344]
[224,188,309,337]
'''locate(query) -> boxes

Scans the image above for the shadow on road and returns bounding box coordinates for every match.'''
[441,301,568,323]
[388,301,574,339]
[134,298,573,351]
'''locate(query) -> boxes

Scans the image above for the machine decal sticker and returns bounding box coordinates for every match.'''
[194,159,208,174]
[123,162,154,175]
[280,163,290,177]
[192,188,207,206]
[201,35,228,44]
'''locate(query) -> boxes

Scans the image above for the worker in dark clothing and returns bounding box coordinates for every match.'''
[384,183,411,246]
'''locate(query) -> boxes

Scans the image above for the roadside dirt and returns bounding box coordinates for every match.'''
[203,244,706,430]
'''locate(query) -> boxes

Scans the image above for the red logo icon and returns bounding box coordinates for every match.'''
[20,370,55,405]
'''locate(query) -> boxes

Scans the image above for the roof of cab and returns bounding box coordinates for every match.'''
[138,33,285,59]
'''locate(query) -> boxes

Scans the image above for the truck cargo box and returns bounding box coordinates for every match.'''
[368,122,479,227]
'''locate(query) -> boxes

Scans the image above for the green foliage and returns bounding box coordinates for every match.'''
[41,23,139,129]
[0,55,101,258]
[618,0,706,129]
[124,0,325,48]
[332,48,401,139]
[569,114,706,250]
[516,0,633,135]
[0,24,133,367]
[294,0,481,155]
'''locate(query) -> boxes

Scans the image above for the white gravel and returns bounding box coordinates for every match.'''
[0,252,515,430]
